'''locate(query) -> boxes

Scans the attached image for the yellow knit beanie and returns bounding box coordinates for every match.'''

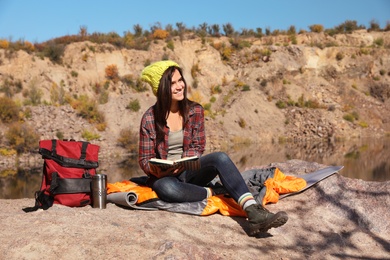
[140,60,180,96]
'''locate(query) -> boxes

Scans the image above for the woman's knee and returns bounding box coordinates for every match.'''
[212,151,231,164]
[201,151,232,170]
[152,178,180,202]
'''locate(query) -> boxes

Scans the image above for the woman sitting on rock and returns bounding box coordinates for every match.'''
[138,60,288,236]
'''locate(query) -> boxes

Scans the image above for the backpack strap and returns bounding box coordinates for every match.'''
[80,141,88,160]
[22,190,54,212]
[50,171,93,194]
[39,140,98,169]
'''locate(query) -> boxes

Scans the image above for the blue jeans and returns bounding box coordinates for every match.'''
[149,152,250,203]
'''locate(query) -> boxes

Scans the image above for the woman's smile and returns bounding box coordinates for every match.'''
[171,69,185,101]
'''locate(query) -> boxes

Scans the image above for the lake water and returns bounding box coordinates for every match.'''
[1,137,389,199]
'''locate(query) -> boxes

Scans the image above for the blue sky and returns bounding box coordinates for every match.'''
[0,0,389,43]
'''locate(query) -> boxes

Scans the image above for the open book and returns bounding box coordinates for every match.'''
[148,156,201,171]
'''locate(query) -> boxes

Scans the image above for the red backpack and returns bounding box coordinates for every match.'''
[24,139,100,212]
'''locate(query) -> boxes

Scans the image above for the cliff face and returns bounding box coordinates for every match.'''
[0,30,389,154]
[0,33,389,258]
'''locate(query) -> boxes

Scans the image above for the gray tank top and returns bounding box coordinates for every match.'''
[167,129,183,161]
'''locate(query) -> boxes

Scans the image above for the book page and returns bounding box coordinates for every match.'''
[148,156,200,171]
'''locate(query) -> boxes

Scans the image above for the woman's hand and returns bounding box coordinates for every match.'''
[151,165,185,178]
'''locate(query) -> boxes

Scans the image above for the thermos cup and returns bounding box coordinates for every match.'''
[92,174,107,209]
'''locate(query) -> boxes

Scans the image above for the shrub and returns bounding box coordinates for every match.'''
[161,53,169,60]
[221,46,233,61]
[276,100,287,109]
[126,99,141,112]
[370,82,390,102]
[358,121,368,128]
[95,122,107,132]
[81,129,100,141]
[56,131,64,140]
[191,63,200,78]
[261,48,272,57]
[222,76,228,86]
[210,85,222,95]
[50,83,66,105]
[328,105,336,112]
[343,114,354,122]
[287,97,295,106]
[211,41,223,51]
[230,38,251,50]
[0,77,23,97]
[82,53,88,62]
[105,64,119,83]
[242,85,250,91]
[289,35,297,44]
[0,39,9,49]
[133,78,148,92]
[234,80,245,89]
[153,29,169,40]
[22,107,32,119]
[0,148,17,156]
[23,41,35,52]
[343,111,359,123]
[309,24,324,33]
[0,96,20,123]
[98,89,109,104]
[0,169,17,177]
[287,25,296,35]
[43,42,65,64]
[23,81,43,106]
[166,40,174,51]
[5,122,39,154]
[223,23,235,37]
[344,150,360,159]
[260,79,267,87]
[192,78,199,89]
[351,111,359,120]
[359,48,370,55]
[335,20,361,34]
[385,21,390,32]
[121,74,135,87]
[71,70,78,77]
[70,95,105,125]
[255,28,263,38]
[203,103,212,111]
[373,38,384,47]
[305,99,321,109]
[296,95,305,107]
[222,90,233,106]
[117,128,138,153]
[238,117,246,128]
[369,20,381,31]
[336,52,344,61]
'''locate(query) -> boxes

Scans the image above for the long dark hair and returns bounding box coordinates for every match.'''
[154,66,193,142]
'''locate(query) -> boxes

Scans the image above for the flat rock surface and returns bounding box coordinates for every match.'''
[0,160,389,259]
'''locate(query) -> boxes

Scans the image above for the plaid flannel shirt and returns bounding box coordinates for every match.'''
[138,103,206,176]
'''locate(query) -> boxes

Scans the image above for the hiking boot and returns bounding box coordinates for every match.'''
[245,204,288,235]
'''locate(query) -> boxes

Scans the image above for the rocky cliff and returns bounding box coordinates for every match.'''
[0,31,389,259]
[0,30,390,166]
